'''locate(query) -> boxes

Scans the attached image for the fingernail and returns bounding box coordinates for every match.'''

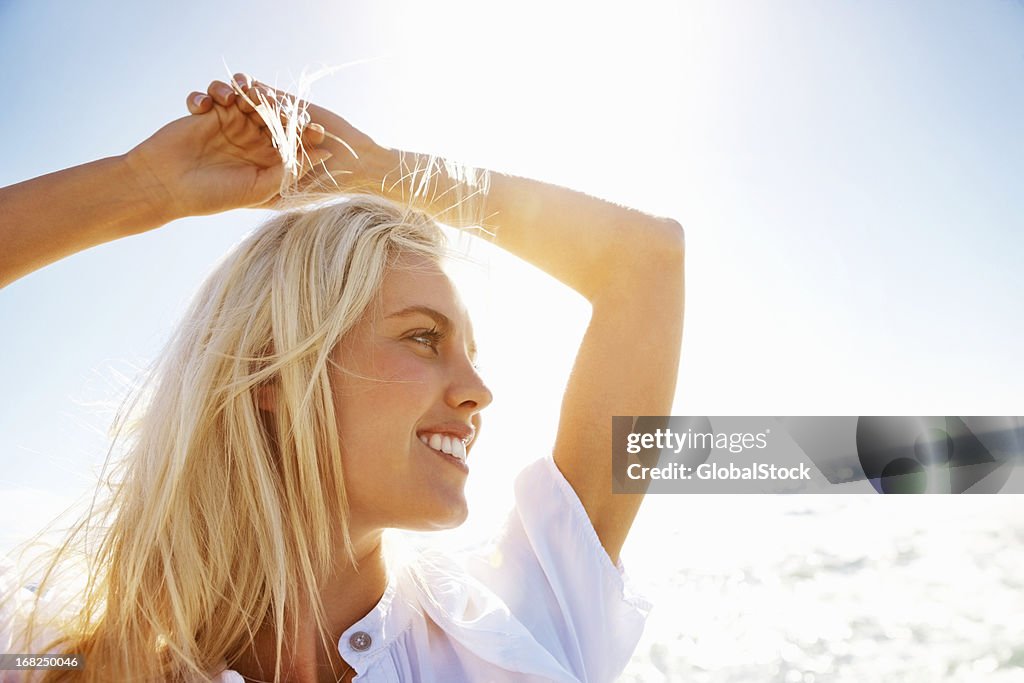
[192,93,207,107]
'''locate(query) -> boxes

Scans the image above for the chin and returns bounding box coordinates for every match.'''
[412,503,470,532]
[442,505,470,529]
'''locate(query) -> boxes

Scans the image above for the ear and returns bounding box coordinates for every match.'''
[256,380,278,413]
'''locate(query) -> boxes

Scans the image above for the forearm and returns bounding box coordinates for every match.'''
[0,156,169,288]
[368,146,684,301]
[481,171,683,300]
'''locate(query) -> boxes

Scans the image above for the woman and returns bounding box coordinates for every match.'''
[0,74,684,682]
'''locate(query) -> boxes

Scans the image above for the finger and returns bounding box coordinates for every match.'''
[187,92,213,115]
[236,92,257,115]
[231,73,256,112]
[206,80,236,107]
[245,109,269,131]
[295,149,335,186]
[275,107,308,135]
[237,83,275,114]
[246,85,304,134]
[304,148,333,170]
[250,81,305,114]
[232,72,254,90]
[301,122,325,148]
[252,166,286,205]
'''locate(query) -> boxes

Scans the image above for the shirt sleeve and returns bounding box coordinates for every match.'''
[464,455,653,682]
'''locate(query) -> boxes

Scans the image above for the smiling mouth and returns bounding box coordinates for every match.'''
[418,433,468,463]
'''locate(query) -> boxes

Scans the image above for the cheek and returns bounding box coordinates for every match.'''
[334,350,436,440]
[376,347,432,383]
[368,350,436,407]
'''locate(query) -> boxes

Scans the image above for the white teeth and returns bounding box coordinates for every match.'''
[419,432,468,463]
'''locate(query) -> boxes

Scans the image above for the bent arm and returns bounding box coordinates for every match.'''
[479,171,684,566]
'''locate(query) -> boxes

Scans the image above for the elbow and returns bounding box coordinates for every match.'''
[584,216,685,302]
[659,218,686,261]
[665,217,685,245]
[634,217,685,270]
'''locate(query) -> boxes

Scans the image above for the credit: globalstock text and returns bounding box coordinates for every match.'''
[626,462,811,481]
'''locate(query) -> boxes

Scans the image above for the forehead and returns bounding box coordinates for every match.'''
[375,254,474,333]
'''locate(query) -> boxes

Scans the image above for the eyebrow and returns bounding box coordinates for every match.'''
[385,305,478,360]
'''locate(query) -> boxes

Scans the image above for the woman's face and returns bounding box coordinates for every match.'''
[330,253,492,532]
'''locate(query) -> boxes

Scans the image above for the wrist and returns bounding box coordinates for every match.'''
[367,147,487,227]
[335,141,400,195]
[364,145,404,199]
[117,150,183,233]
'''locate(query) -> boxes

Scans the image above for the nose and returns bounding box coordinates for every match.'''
[446,357,493,414]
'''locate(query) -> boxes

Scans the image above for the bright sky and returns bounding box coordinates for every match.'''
[1,0,1023,555]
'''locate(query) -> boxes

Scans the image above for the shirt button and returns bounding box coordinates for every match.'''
[349,631,372,652]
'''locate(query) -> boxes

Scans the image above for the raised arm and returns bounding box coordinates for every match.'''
[373,151,685,566]
[425,169,684,566]
[0,89,327,288]
[487,180,683,566]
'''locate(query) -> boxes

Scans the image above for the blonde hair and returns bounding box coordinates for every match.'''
[4,195,448,681]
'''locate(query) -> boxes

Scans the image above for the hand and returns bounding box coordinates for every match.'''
[123,85,331,222]
[188,74,390,196]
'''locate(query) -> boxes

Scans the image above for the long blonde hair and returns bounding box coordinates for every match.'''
[4,195,448,681]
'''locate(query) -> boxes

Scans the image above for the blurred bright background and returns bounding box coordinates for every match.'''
[1,1,1023,681]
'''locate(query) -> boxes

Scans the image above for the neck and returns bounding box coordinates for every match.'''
[229,528,388,683]
[320,529,389,635]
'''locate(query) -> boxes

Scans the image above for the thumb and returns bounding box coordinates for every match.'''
[250,164,287,205]
[300,149,334,175]
[292,149,337,192]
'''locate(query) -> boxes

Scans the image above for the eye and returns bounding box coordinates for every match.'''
[409,327,446,353]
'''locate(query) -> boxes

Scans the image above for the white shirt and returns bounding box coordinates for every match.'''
[2,456,652,682]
